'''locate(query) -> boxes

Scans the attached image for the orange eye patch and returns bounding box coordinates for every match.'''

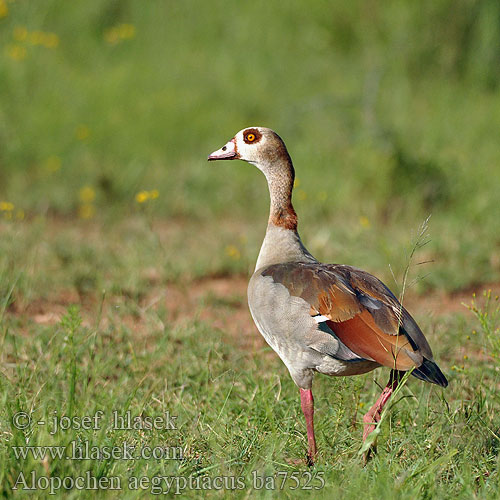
[243,128,261,144]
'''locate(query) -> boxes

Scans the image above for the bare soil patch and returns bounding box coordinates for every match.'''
[14,274,499,336]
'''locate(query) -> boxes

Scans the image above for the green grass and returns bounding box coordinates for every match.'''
[1,280,499,498]
[1,0,500,498]
[1,0,499,291]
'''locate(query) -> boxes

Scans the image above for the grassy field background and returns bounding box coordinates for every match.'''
[1,0,500,498]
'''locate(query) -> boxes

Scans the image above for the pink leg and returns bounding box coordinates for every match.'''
[363,370,402,441]
[300,388,317,465]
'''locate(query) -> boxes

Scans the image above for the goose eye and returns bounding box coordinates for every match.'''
[243,129,260,144]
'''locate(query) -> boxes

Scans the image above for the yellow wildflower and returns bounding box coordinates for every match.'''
[0,0,8,19]
[11,27,59,50]
[119,24,136,40]
[104,29,119,45]
[293,178,301,188]
[0,201,14,211]
[28,30,45,46]
[76,125,90,141]
[296,189,307,201]
[104,24,136,45]
[6,44,27,61]
[45,155,61,173]
[225,245,241,260]
[79,186,96,203]
[135,190,159,203]
[78,204,95,219]
[13,26,28,42]
[359,215,371,229]
[135,191,149,203]
[43,32,59,49]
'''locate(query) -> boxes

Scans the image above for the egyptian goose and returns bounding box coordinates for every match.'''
[208,127,448,464]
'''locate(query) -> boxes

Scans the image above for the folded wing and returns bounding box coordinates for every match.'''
[261,262,447,386]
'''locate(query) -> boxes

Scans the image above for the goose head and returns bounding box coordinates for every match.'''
[207,127,291,174]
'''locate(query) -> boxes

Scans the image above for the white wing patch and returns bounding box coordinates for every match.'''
[313,314,329,323]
